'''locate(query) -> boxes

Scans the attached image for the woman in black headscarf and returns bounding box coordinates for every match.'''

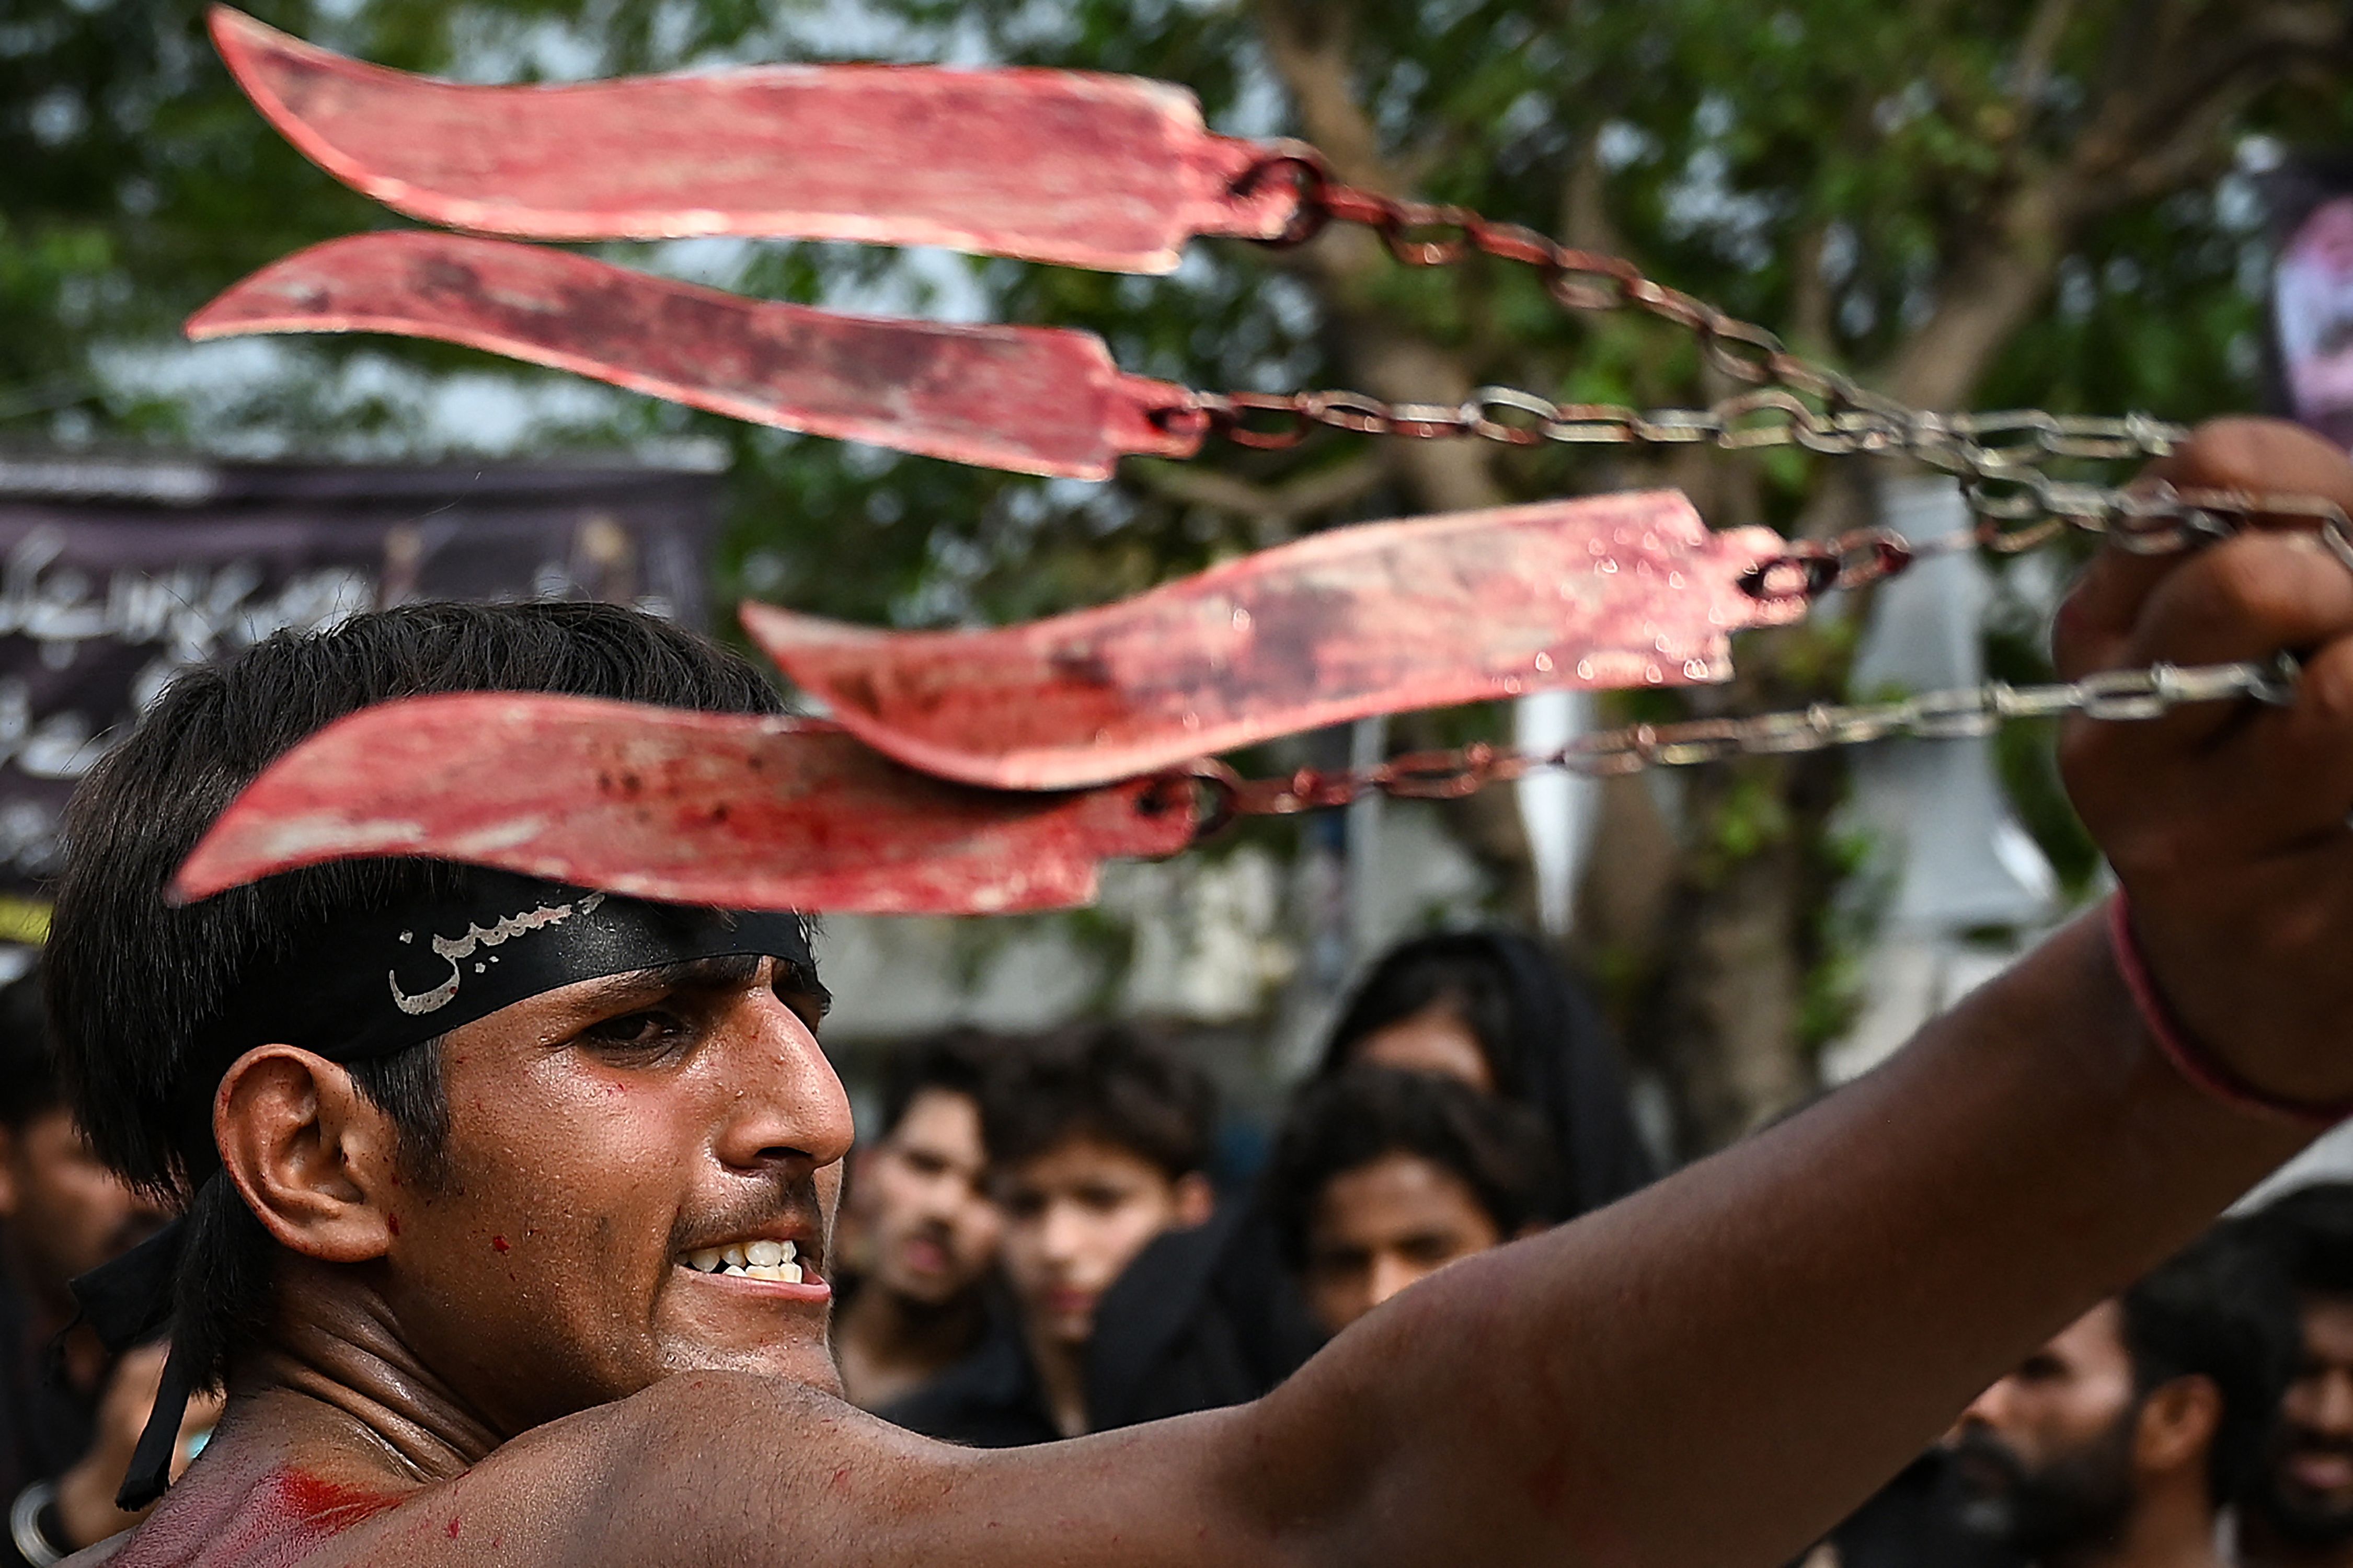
[1318,930,1655,1219]
[1085,929,1654,1428]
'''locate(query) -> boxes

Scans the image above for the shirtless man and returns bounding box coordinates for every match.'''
[43,420,2353,1568]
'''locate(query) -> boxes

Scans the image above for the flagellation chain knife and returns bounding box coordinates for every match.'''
[170,696,1196,914]
[209,7,1302,272]
[742,492,1804,790]
[188,231,1199,479]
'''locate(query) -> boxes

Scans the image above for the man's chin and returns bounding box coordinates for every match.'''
[2259,1486,2353,1548]
[658,1331,845,1393]
[656,1278,844,1390]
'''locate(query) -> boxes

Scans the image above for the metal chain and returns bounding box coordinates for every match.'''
[1148,372,2353,598]
[1159,383,2191,504]
[1184,157,2353,560]
[1184,656,2298,831]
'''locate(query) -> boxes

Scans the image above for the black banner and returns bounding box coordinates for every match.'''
[0,451,721,920]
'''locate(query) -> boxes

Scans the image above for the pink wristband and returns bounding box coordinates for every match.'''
[2107,893,2353,1127]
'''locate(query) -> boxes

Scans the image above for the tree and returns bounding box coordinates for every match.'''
[6,0,2350,1152]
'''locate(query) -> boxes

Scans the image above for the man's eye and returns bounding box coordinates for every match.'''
[1401,1234,1461,1264]
[581,1009,687,1052]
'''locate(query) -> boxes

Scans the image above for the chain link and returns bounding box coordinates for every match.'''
[1182,656,2299,832]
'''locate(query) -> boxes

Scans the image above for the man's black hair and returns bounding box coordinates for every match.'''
[2246,1181,2353,1298]
[1262,1067,1557,1268]
[2118,1224,2300,1507]
[979,1024,1214,1182]
[46,599,785,1390]
[876,1029,1003,1142]
[0,969,58,1132]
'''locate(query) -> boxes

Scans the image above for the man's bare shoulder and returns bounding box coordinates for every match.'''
[82,1370,1270,1568]
[78,1373,1123,1568]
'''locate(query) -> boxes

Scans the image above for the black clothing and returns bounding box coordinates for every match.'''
[1086,1203,1323,1430]
[1321,929,1656,1220]
[881,1318,1063,1449]
[1,1256,99,1568]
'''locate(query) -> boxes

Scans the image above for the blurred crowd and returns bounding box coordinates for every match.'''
[5,927,2352,1567]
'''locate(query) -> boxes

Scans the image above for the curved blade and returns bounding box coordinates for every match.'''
[210,6,1299,273]
[186,232,1199,480]
[172,694,1196,915]
[744,492,1805,790]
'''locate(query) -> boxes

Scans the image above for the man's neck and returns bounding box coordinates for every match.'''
[2047,1486,2224,1568]
[242,1261,507,1485]
[2239,1510,2353,1568]
[833,1282,984,1409]
[1021,1319,1089,1440]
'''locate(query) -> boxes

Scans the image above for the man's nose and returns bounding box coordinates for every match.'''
[2311,1368,2353,1434]
[709,984,855,1171]
[1037,1199,1090,1264]
[1366,1252,1426,1311]
[1947,1380,2010,1445]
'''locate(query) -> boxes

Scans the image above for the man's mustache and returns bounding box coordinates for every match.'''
[1946,1428,2027,1493]
[669,1171,830,1268]
[2283,1431,2353,1464]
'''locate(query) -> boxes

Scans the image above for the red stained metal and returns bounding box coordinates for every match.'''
[171,695,1197,915]
[744,492,1805,791]
[186,232,1199,480]
[210,7,1300,273]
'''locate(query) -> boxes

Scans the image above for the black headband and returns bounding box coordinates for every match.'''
[75,869,820,1512]
[212,868,819,1063]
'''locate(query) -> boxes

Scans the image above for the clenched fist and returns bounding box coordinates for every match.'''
[2060,417,2353,1111]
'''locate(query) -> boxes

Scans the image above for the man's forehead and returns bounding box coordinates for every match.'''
[2299,1294,2353,1359]
[2042,1299,2132,1372]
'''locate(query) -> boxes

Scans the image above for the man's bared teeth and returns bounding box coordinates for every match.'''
[685,1241,802,1277]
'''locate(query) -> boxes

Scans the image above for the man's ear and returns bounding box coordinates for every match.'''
[1173,1170,1214,1230]
[2134,1374,2223,1478]
[214,1045,398,1263]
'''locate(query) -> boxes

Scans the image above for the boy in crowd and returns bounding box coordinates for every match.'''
[0,972,205,1565]
[831,1031,1005,1411]
[1262,1067,1554,1337]
[1942,1231,2294,1568]
[888,1025,1214,1444]
[2240,1183,2353,1568]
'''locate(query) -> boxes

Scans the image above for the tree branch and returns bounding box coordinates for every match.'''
[1245,0,1509,516]
[1247,0,1398,194]
[1884,0,2350,410]
[1126,451,1393,545]
[2011,0,2079,116]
